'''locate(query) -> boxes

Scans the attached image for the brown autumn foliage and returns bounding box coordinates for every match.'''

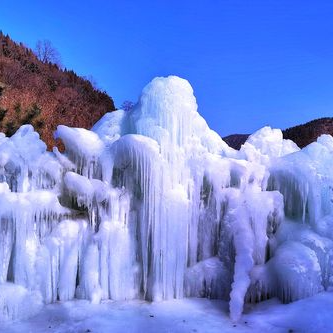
[0,32,116,150]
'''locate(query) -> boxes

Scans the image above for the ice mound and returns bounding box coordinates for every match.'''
[0,283,42,321]
[0,76,332,322]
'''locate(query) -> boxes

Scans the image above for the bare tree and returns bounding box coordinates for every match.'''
[120,100,135,111]
[83,75,99,90]
[34,39,62,66]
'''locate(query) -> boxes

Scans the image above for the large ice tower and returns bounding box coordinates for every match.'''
[0,76,332,322]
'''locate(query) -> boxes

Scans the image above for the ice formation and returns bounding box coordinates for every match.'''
[0,75,332,322]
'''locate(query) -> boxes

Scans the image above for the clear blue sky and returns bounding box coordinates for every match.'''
[1,1,333,136]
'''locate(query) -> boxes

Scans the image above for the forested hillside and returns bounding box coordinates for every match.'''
[0,32,115,149]
[224,117,333,149]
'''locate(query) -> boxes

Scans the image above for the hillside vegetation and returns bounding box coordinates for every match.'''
[283,117,333,148]
[0,32,115,149]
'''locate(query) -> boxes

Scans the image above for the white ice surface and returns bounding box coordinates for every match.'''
[2,293,333,333]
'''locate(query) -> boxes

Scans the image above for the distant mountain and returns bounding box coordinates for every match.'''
[283,117,333,148]
[222,134,249,150]
[223,117,333,150]
[0,32,115,149]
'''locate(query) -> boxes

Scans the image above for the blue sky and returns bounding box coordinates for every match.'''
[1,1,333,136]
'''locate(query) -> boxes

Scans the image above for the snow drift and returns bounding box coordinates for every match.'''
[0,76,332,322]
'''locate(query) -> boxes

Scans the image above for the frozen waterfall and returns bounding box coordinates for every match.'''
[0,76,333,322]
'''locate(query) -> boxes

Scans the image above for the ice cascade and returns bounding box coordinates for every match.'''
[0,76,332,322]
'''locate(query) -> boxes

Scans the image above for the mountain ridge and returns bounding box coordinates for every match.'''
[223,117,333,150]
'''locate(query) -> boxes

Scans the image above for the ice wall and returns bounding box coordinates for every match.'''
[0,76,332,322]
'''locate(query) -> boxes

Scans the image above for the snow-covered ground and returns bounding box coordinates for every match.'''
[2,292,333,333]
